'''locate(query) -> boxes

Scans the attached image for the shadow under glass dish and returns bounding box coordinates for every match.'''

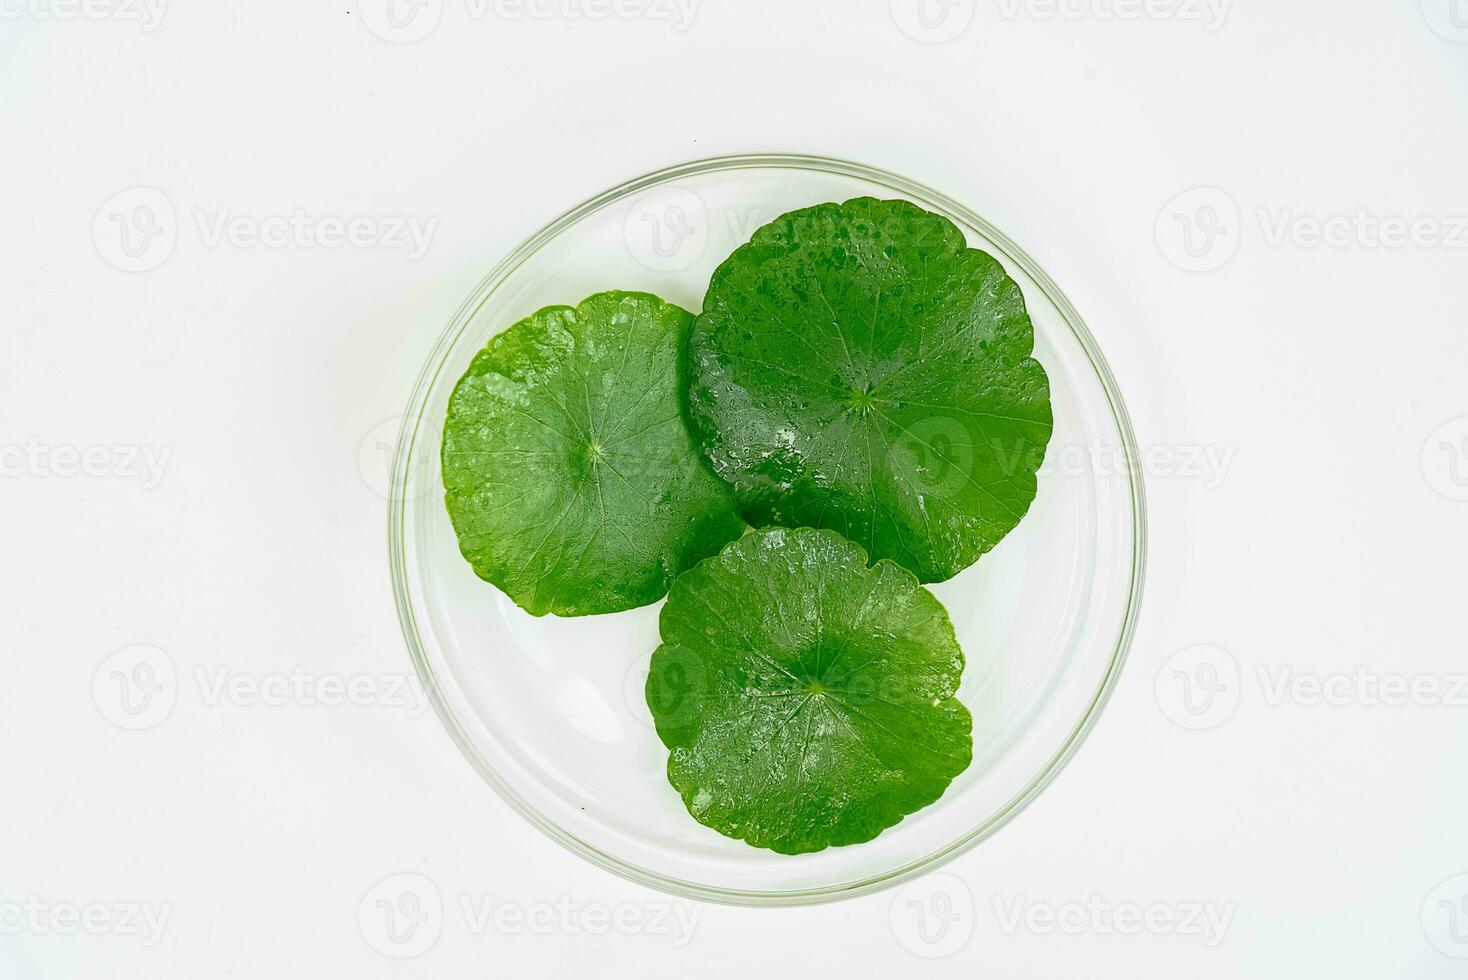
[389,154,1146,907]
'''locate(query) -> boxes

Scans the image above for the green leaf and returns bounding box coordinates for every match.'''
[442,291,745,617]
[647,527,972,854]
[686,197,1053,583]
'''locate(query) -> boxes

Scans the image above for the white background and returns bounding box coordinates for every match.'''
[4,1,1468,976]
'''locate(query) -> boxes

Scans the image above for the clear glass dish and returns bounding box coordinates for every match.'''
[388,154,1146,907]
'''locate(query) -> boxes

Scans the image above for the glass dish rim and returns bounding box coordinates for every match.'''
[388,151,1149,908]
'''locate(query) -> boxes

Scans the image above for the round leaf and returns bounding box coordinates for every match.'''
[687,197,1053,582]
[442,291,745,617]
[647,527,972,854]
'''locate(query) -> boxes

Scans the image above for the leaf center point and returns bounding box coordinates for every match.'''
[847,387,877,415]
